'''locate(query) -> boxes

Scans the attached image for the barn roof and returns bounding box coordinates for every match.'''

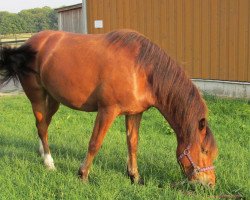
[55,3,82,13]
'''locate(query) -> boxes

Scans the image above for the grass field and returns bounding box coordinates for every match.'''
[0,95,249,199]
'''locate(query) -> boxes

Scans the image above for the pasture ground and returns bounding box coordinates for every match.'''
[0,33,33,47]
[0,95,249,199]
[0,33,33,42]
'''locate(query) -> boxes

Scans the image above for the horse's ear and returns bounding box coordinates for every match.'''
[199,118,206,131]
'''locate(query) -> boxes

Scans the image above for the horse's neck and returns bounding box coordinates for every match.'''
[154,80,205,142]
[156,103,182,135]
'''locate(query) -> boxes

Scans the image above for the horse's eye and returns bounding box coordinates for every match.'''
[201,147,208,154]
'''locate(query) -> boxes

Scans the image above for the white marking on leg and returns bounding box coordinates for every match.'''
[44,153,56,170]
[39,139,44,158]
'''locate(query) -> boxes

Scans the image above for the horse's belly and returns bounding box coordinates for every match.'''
[48,87,99,111]
[46,83,150,114]
[41,77,97,111]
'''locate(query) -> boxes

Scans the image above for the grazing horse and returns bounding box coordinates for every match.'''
[0,30,217,187]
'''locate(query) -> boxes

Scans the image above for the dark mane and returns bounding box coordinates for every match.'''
[105,30,209,144]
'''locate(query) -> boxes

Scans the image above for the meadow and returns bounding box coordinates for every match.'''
[0,94,249,199]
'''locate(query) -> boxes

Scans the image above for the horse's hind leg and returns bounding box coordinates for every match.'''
[31,92,59,170]
[38,95,59,158]
[125,113,143,184]
[78,107,118,181]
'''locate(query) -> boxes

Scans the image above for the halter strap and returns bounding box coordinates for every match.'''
[178,144,215,176]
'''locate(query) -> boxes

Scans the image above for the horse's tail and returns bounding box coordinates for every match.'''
[0,45,37,85]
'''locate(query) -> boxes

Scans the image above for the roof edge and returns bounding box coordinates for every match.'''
[55,3,82,12]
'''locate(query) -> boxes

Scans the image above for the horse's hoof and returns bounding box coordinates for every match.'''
[129,176,144,185]
[44,154,55,170]
[137,177,144,185]
[78,169,89,182]
[126,166,144,185]
[44,161,56,171]
[45,161,56,171]
[44,162,56,170]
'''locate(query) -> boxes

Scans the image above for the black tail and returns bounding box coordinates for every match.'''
[0,45,37,85]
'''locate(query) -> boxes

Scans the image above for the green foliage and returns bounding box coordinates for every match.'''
[0,95,249,199]
[0,7,58,35]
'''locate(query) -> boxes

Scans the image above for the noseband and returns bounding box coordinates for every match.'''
[178,144,215,177]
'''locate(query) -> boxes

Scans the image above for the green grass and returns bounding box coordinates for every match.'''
[0,95,249,199]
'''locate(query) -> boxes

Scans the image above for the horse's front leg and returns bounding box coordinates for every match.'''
[78,107,118,181]
[125,113,143,184]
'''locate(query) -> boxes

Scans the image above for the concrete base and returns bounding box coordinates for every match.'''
[0,79,23,96]
[193,79,250,99]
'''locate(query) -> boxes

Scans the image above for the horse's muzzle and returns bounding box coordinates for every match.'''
[190,170,216,188]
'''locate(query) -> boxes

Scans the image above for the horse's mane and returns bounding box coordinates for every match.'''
[105,30,210,145]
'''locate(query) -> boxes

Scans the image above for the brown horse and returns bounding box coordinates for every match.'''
[0,30,217,187]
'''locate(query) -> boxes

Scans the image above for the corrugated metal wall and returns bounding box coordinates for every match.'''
[58,7,83,33]
[87,0,250,82]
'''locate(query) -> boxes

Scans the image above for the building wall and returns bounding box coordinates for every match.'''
[86,0,250,82]
[58,7,83,33]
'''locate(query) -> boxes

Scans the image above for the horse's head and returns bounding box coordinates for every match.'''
[176,118,218,187]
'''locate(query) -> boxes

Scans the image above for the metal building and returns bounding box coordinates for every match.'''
[54,0,250,98]
[55,3,86,33]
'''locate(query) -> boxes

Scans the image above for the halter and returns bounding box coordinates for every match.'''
[178,144,215,177]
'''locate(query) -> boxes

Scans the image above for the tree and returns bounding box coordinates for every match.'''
[0,12,23,34]
[0,7,58,35]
